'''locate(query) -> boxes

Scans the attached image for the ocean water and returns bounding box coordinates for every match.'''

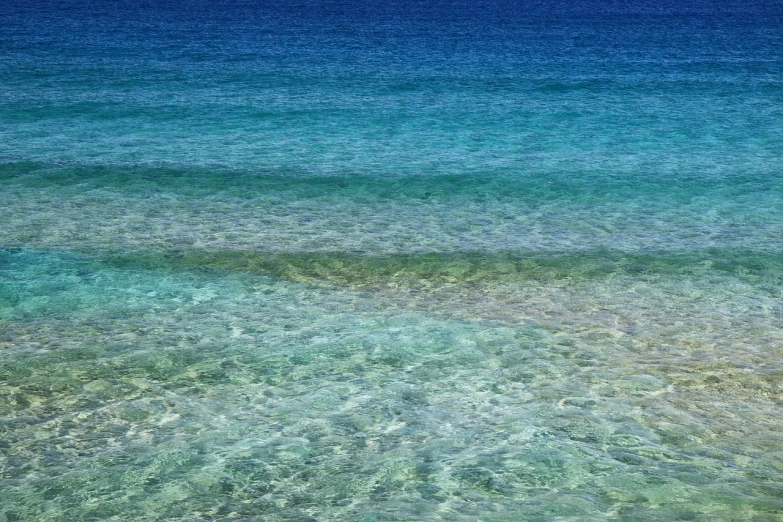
[2,0,783,520]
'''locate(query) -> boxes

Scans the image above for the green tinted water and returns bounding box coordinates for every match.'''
[2,1,783,519]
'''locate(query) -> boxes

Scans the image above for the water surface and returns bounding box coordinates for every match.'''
[1,1,783,520]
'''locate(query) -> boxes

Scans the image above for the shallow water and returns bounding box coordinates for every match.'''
[2,1,783,520]
[2,248,782,521]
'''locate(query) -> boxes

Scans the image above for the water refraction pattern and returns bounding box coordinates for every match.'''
[2,0,783,520]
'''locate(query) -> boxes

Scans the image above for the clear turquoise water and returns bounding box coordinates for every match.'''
[2,1,783,520]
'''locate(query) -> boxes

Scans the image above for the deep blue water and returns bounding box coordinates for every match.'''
[2,1,783,520]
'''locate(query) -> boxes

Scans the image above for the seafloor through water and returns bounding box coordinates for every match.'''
[2,0,783,520]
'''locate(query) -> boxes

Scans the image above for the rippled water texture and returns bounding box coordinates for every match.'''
[2,0,783,520]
